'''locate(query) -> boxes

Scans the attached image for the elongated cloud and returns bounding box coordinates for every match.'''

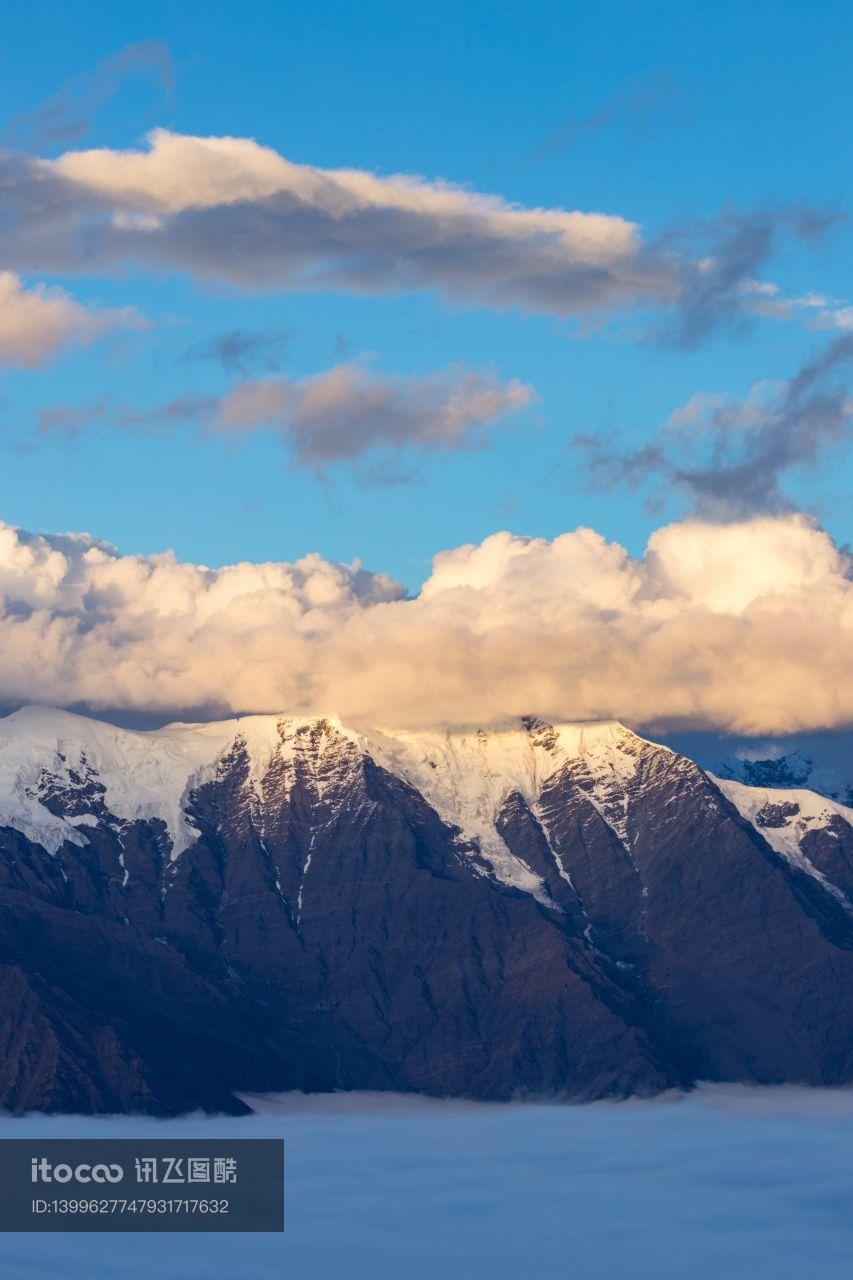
[35,361,535,468]
[0,130,655,316]
[529,71,684,161]
[215,362,535,464]
[0,272,142,368]
[0,513,851,735]
[0,128,819,333]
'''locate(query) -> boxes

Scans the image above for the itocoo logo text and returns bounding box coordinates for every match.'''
[31,1159,124,1184]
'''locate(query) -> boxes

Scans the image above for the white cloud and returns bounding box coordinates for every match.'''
[46,128,640,255]
[824,305,853,331]
[744,280,853,333]
[0,129,672,317]
[0,271,142,368]
[643,516,848,613]
[0,513,851,736]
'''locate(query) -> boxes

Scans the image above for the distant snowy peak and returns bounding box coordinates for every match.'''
[714,775,853,911]
[715,751,853,806]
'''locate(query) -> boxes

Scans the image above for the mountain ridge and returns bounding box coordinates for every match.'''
[1,705,852,1114]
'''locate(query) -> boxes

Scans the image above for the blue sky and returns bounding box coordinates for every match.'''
[1,0,851,589]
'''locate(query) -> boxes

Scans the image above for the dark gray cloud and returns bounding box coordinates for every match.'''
[181,327,291,375]
[648,208,842,349]
[5,43,173,150]
[654,213,777,349]
[575,335,853,516]
[528,72,685,162]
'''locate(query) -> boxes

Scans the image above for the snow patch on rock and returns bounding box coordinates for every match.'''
[0,706,288,856]
[0,707,671,909]
[362,720,644,902]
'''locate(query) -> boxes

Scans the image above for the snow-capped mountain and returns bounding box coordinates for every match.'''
[1,705,853,1114]
[714,775,853,908]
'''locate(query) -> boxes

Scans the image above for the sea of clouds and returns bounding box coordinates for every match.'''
[1,1085,852,1279]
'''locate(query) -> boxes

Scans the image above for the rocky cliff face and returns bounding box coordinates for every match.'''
[0,706,852,1114]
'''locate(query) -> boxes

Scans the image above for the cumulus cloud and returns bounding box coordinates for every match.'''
[0,271,143,369]
[575,335,853,516]
[0,512,851,736]
[0,128,824,334]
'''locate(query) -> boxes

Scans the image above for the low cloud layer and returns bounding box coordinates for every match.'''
[576,335,853,515]
[1,512,851,735]
[5,1088,852,1280]
[0,271,142,369]
[0,129,827,335]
